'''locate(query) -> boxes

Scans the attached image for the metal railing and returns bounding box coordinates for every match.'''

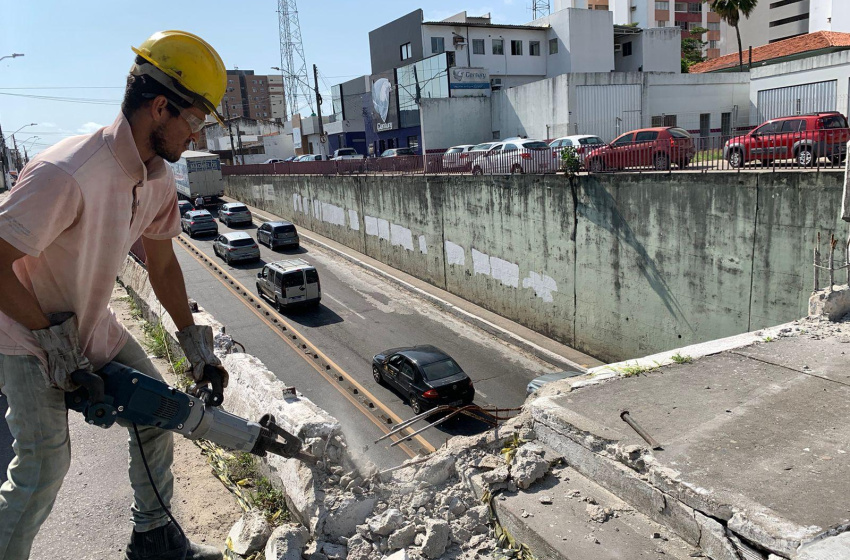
[221,129,850,177]
[813,232,850,292]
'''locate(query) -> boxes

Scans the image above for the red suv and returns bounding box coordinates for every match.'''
[585,127,696,172]
[724,112,849,168]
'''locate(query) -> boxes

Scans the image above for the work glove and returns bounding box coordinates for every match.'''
[176,324,230,388]
[31,312,92,391]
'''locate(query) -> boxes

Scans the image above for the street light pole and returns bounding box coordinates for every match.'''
[0,53,24,63]
[0,53,25,189]
[6,123,37,171]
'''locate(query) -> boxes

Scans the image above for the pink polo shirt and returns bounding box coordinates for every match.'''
[0,112,181,369]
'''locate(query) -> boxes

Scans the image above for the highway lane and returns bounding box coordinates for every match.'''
[174,206,558,458]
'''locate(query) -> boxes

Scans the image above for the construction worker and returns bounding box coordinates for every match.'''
[0,31,230,559]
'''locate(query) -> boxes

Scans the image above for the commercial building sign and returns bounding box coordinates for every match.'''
[370,70,398,133]
[449,68,491,97]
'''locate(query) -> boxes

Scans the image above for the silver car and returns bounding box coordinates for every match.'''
[213,232,260,265]
[180,210,218,238]
[218,202,253,227]
[470,139,556,175]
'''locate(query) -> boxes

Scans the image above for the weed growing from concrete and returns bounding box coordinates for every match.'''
[619,362,659,377]
[763,336,775,343]
[671,353,693,364]
[221,452,289,525]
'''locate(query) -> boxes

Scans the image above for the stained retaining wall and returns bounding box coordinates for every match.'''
[225,171,845,363]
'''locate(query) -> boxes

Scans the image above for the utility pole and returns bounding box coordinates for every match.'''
[23,145,28,165]
[11,134,20,172]
[234,118,245,165]
[313,64,325,156]
[224,103,239,165]
[0,121,7,190]
[413,64,426,170]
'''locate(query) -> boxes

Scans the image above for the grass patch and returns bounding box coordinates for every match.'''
[222,452,289,525]
[671,352,693,364]
[619,362,659,377]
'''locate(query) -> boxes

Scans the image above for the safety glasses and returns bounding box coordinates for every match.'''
[166,99,206,133]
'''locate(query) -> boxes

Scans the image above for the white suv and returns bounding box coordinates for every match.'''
[441,145,476,170]
[470,140,555,175]
[331,148,364,160]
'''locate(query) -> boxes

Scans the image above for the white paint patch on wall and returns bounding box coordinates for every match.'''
[263,184,275,201]
[419,235,428,254]
[301,196,310,215]
[253,185,262,199]
[390,224,414,251]
[292,193,301,212]
[348,209,360,231]
[312,199,321,219]
[321,202,346,226]
[522,271,558,303]
[378,218,390,241]
[365,216,379,237]
[472,248,491,276]
[445,241,466,266]
[490,256,520,288]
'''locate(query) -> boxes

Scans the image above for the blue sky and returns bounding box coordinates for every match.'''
[0,0,532,155]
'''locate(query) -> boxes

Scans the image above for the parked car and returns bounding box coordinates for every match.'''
[283,155,299,162]
[331,148,365,160]
[584,127,696,172]
[263,158,286,164]
[213,232,260,265]
[256,258,321,310]
[257,220,300,250]
[296,154,331,162]
[380,147,416,157]
[549,135,605,165]
[526,370,583,396]
[723,112,850,168]
[177,199,194,217]
[180,210,218,238]
[441,145,476,171]
[470,139,555,175]
[218,202,253,227]
[372,345,475,414]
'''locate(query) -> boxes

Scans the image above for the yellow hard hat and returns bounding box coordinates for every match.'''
[131,30,226,126]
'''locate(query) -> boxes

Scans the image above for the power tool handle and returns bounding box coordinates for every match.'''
[70,369,105,404]
[189,364,225,407]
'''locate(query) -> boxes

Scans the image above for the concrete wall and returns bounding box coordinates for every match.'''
[369,9,424,75]
[225,171,845,363]
[644,72,751,134]
[421,97,493,150]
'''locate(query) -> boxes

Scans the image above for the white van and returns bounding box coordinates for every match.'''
[256,259,321,310]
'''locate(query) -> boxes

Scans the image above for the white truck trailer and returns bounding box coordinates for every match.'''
[170,150,224,202]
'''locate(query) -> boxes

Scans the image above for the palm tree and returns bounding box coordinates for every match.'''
[704,0,759,72]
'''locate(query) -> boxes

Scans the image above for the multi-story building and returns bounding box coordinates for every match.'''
[722,0,850,56]
[220,70,285,121]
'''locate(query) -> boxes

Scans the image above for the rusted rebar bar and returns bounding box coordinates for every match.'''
[830,234,837,290]
[815,232,821,291]
[620,411,663,450]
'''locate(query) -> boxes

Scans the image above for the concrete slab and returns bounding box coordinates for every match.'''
[493,467,699,560]
[532,332,850,554]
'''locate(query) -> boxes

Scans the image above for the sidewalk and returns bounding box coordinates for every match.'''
[1,284,241,560]
[530,313,850,559]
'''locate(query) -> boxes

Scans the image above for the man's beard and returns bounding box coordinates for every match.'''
[151,123,184,163]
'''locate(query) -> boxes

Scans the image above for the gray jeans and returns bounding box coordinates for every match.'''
[0,335,174,559]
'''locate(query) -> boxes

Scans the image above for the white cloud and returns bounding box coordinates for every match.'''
[77,122,104,134]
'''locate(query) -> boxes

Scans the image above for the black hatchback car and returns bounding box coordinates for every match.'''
[372,345,474,414]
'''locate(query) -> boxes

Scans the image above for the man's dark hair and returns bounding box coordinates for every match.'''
[122,56,192,118]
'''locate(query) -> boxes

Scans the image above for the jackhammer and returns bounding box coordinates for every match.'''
[65,362,314,462]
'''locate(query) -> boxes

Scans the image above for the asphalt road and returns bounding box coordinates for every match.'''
[176,207,556,467]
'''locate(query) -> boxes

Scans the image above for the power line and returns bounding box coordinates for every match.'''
[0,92,120,105]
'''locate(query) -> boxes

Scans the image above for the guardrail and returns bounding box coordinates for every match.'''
[222,129,849,177]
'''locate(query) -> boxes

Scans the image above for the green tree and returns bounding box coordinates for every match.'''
[703,0,758,72]
[682,26,709,72]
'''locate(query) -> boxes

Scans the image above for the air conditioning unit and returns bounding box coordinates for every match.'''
[490,77,502,91]
[614,44,623,53]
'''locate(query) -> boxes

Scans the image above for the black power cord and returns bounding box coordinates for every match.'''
[133,423,188,560]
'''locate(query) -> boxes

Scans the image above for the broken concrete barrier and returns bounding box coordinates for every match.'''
[264,524,309,560]
[227,510,272,556]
